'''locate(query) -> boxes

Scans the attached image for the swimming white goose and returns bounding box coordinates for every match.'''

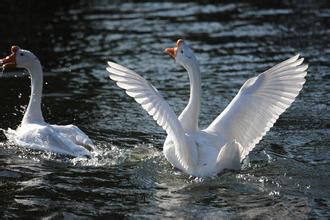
[0,46,94,157]
[106,39,308,177]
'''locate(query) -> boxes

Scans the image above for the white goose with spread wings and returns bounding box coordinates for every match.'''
[107,39,308,177]
[1,46,94,157]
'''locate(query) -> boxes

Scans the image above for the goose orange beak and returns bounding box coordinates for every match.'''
[165,47,176,59]
[165,39,184,59]
[0,46,19,69]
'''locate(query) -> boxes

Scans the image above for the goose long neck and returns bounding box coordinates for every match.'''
[179,60,201,131]
[22,60,45,125]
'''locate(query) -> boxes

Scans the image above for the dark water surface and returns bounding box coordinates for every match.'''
[0,1,329,219]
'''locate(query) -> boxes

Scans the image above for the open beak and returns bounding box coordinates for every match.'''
[165,39,184,59]
[0,46,19,69]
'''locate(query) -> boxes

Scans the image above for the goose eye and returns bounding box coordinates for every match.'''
[181,50,184,54]
[20,53,24,56]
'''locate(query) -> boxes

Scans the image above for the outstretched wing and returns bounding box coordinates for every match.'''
[106,61,198,173]
[206,55,308,161]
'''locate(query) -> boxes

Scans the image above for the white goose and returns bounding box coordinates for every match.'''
[0,46,94,157]
[107,39,308,177]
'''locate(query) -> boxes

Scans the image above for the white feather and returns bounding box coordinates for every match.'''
[107,61,198,174]
[207,55,308,161]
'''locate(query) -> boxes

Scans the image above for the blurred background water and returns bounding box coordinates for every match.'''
[0,0,329,219]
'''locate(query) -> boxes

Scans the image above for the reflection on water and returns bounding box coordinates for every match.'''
[0,0,329,218]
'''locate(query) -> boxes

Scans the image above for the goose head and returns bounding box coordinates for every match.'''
[165,39,198,68]
[1,46,39,71]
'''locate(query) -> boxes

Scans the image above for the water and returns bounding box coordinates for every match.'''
[0,0,329,218]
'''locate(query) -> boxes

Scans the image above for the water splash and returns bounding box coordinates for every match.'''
[71,143,162,167]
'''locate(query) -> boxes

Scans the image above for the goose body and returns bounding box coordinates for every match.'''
[1,46,94,157]
[107,39,308,177]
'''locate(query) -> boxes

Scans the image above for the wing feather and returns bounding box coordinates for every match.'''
[206,55,308,161]
[107,61,198,173]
